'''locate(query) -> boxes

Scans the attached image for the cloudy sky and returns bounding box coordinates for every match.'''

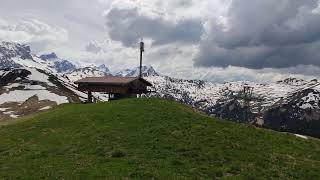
[1,0,320,82]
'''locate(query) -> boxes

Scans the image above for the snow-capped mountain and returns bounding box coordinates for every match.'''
[0,41,158,119]
[95,64,110,73]
[65,67,111,82]
[64,65,159,82]
[116,65,159,77]
[0,42,32,68]
[0,42,76,74]
[39,52,76,73]
[144,76,320,138]
[0,42,102,119]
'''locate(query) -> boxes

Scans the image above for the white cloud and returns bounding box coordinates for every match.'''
[0,18,68,51]
[1,0,320,83]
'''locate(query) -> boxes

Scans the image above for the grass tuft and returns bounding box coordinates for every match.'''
[111,150,126,158]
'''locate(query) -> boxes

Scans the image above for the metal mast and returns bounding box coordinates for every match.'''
[139,41,144,78]
[243,86,254,122]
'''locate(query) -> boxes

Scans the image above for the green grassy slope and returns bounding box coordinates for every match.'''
[0,99,319,179]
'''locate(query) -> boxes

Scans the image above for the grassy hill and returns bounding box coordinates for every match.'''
[0,99,319,179]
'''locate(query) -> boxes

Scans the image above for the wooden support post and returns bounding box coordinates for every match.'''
[88,91,92,103]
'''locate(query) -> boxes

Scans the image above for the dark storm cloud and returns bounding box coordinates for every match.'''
[105,7,203,47]
[195,41,320,69]
[194,0,320,69]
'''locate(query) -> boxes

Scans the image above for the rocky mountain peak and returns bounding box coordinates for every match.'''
[0,41,32,60]
[38,52,76,73]
[95,64,110,73]
[40,52,58,60]
[276,78,307,86]
[116,65,159,77]
[141,65,158,76]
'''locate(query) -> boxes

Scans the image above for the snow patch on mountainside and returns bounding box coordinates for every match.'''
[26,68,55,86]
[0,90,68,105]
[296,89,320,110]
[39,106,52,111]
[295,134,309,139]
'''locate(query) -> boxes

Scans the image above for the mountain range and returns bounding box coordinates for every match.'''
[0,41,319,138]
[0,41,157,119]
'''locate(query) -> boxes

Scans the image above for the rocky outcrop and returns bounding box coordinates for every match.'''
[0,42,33,69]
[116,65,159,77]
[0,69,31,87]
[39,52,58,60]
[264,88,320,137]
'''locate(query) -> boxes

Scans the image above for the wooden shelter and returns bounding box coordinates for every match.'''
[75,40,153,102]
[75,76,152,102]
